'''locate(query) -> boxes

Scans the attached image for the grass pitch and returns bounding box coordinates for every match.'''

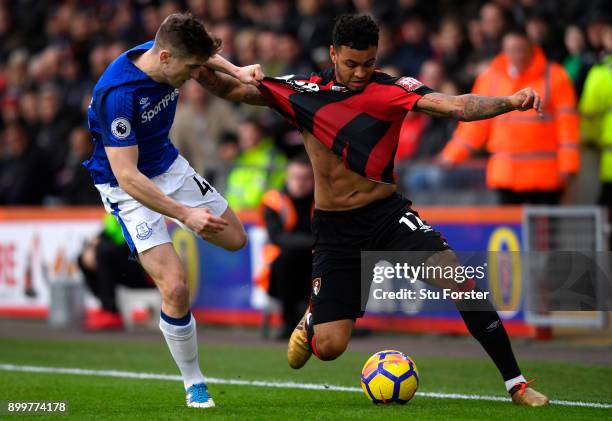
[0,337,611,420]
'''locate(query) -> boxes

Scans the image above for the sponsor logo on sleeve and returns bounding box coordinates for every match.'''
[111,117,131,139]
[395,77,424,92]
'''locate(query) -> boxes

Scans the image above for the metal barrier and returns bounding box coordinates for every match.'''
[522,206,610,328]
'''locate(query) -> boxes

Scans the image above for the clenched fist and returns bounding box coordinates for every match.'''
[236,64,264,86]
[509,87,542,114]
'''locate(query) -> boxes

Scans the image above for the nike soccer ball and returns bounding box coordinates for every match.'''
[360,350,419,404]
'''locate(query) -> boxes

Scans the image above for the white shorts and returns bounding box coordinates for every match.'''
[96,155,228,254]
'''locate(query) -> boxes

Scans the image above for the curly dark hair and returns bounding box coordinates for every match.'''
[155,12,221,59]
[332,14,379,50]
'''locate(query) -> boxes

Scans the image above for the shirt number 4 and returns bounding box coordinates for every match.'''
[193,176,213,197]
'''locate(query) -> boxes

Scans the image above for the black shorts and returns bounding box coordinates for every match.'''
[310,192,451,325]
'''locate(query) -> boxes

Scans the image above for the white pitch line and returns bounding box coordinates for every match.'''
[1,363,611,410]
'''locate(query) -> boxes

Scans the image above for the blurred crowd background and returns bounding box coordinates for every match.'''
[0,0,611,209]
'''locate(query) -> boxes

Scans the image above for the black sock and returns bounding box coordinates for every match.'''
[455,288,521,381]
[304,312,323,358]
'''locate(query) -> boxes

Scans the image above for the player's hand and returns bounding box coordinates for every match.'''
[182,207,229,237]
[509,87,542,114]
[236,64,264,86]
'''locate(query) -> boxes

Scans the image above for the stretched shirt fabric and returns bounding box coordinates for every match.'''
[85,40,179,186]
[258,70,432,184]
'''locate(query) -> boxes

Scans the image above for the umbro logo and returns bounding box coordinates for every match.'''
[486,320,501,332]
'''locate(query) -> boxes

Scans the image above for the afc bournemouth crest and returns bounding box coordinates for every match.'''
[135,222,153,240]
[312,277,322,296]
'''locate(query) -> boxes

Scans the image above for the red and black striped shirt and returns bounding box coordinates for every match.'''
[258,69,433,184]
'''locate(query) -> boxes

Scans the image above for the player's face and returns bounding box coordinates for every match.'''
[160,51,208,88]
[330,45,377,92]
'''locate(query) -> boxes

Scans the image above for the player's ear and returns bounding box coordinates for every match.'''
[159,49,171,65]
[330,45,337,65]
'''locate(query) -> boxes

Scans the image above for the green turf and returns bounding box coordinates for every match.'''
[0,338,610,420]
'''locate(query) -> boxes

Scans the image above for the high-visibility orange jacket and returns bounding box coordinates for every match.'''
[254,189,314,292]
[441,47,580,192]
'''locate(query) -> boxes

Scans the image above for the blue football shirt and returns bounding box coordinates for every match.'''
[85,41,179,186]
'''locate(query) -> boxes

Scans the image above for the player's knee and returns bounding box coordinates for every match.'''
[315,335,348,361]
[425,249,461,270]
[160,282,189,308]
[424,249,463,291]
[222,229,248,252]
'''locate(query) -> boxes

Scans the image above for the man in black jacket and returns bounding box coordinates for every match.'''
[260,154,314,338]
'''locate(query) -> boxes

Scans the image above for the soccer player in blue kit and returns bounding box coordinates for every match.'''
[85,13,263,408]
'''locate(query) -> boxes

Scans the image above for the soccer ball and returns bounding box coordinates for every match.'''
[360,349,419,404]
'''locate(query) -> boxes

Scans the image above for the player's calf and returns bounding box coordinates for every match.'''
[313,335,348,361]
[312,324,351,361]
[287,310,352,367]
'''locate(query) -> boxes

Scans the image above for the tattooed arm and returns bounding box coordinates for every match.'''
[415,87,542,121]
[195,66,268,106]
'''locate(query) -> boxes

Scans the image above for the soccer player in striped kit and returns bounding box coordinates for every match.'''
[196,14,549,407]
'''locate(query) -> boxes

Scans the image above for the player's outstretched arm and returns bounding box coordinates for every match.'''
[195,66,267,106]
[205,54,264,86]
[415,87,542,122]
[105,145,228,236]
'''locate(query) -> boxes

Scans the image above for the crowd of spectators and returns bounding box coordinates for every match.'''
[0,0,610,207]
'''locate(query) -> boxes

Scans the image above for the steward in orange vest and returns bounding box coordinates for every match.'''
[441,30,579,204]
[255,155,315,338]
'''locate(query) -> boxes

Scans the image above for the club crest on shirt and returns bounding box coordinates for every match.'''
[135,222,153,240]
[111,117,131,139]
[395,77,423,92]
[288,79,321,93]
[312,277,322,295]
[275,74,348,93]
